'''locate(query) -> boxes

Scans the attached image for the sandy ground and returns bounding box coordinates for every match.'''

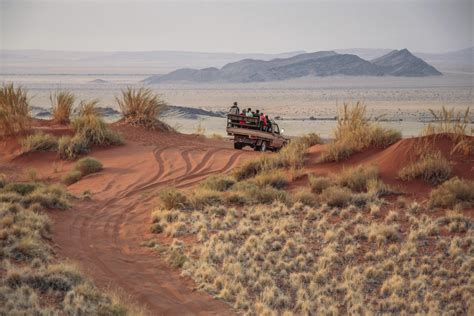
[1,121,473,314]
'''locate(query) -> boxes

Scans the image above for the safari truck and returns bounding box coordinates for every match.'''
[226,113,289,151]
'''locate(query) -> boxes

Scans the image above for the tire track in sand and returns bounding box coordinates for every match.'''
[54,142,255,315]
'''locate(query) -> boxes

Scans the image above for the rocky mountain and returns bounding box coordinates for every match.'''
[144,49,441,84]
[371,49,442,76]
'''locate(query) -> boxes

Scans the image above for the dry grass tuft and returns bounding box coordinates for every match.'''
[57,135,89,160]
[0,83,30,136]
[21,132,58,152]
[159,187,189,209]
[398,151,452,185]
[50,90,75,124]
[429,177,474,208]
[320,102,401,162]
[423,106,473,155]
[336,165,379,192]
[74,157,103,175]
[117,87,167,129]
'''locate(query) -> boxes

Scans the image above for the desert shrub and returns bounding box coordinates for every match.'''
[254,186,289,205]
[74,157,103,175]
[190,190,223,209]
[72,112,123,147]
[308,175,333,193]
[116,87,167,128]
[293,189,318,207]
[320,102,401,162]
[429,177,474,208]
[21,132,58,152]
[224,192,249,206]
[233,134,322,180]
[252,170,288,189]
[159,187,188,209]
[319,186,352,207]
[0,83,30,136]
[337,165,379,192]
[76,99,99,117]
[58,135,89,160]
[398,151,452,185]
[3,182,40,195]
[50,90,75,124]
[62,170,83,185]
[199,175,235,192]
[423,106,473,155]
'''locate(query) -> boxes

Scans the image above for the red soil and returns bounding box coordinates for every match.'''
[300,134,474,197]
[1,123,472,314]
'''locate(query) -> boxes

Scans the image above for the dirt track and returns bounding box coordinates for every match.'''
[46,134,258,315]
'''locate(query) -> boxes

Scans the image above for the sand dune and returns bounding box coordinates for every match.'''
[1,121,472,314]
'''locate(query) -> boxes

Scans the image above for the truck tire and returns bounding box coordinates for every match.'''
[234,142,242,150]
[260,141,267,152]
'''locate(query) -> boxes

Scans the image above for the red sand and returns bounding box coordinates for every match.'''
[1,125,473,314]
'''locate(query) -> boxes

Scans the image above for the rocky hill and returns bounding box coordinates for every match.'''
[144,49,442,84]
[371,49,442,76]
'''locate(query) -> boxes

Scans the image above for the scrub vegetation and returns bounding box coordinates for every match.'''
[0,177,142,315]
[0,83,30,137]
[320,102,401,162]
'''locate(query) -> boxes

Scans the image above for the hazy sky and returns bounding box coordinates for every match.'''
[1,0,472,53]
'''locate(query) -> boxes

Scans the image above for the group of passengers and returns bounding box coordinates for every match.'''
[229,102,272,132]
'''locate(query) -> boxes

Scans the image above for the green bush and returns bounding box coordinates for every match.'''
[21,132,58,152]
[190,190,223,209]
[74,157,103,175]
[62,170,83,185]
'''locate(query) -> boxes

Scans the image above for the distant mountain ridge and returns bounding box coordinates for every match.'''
[144,49,442,83]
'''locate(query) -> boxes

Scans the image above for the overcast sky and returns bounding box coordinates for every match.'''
[1,0,472,53]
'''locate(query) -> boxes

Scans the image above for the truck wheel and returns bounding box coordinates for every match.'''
[261,141,267,152]
[253,146,260,151]
[234,143,242,150]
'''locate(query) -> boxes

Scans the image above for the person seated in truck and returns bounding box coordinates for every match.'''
[265,115,272,132]
[239,109,246,126]
[229,101,239,115]
[254,109,260,118]
[259,112,267,131]
[246,108,254,118]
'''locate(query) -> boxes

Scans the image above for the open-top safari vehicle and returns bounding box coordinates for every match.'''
[226,113,289,152]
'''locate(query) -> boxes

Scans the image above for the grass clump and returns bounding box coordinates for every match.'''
[336,165,379,192]
[62,170,83,185]
[398,151,452,185]
[21,132,58,152]
[308,175,333,193]
[74,157,103,175]
[72,102,123,147]
[234,133,322,180]
[429,177,474,208]
[159,187,188,209]
[58,135,89,160]
[319,186,352,207]
[320,102,401,162]
[116,87,167,129]
[199,175,235,192]
[50,90,75,124]
[0,83,30,136]
[251,170,288,189]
